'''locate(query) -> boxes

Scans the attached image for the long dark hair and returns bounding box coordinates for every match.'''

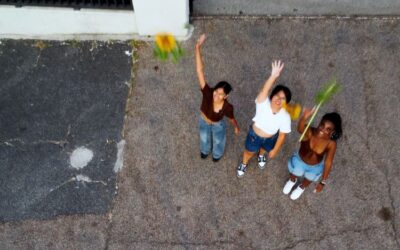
[322,112,342,140]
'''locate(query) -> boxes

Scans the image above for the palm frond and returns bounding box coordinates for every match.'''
[315,76,341,106]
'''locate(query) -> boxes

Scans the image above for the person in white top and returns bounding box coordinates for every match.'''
[237,60,292,178]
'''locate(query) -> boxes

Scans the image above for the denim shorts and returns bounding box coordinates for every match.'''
[244,125,278,153]
[288,153,324,182]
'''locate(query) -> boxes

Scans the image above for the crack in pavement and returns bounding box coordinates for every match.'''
[0,125,71,149]
[360,60,400,248]
[106,239,237,248]
[345,137,399,247]
[280,226,380,249]
[49,175,108,193]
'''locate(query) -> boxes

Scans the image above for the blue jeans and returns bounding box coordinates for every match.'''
[244,125,278,153]
[199,116,227,159]
[288,153,324,181]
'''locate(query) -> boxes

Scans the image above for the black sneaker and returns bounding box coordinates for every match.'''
[237,163,247,178]
[200,153,208,159]
[212,157,221,162]
[258,155,267,169]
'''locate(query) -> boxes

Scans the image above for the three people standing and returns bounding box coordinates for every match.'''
[194,34,342,200]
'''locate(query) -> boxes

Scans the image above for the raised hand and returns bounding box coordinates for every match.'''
[302,107,315,120]
[270,60,284,79]
[196,34,206,47]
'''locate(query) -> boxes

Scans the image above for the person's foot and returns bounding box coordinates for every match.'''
[237,163,247,178]
[290,186,305,200]
[283,179,296,195]
[212,157,221,162]
[200,153,208,159]
[257,154,267,169]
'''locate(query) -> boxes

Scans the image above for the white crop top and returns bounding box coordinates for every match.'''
[252,98,291,134]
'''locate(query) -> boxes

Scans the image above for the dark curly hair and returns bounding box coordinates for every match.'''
[322,112,342,140]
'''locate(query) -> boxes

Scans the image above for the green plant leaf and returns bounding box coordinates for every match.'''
[315,77,341,106]
[177,45,184,56]
[154,46,161,56]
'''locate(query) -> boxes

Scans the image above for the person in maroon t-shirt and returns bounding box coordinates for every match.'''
[195,34,240,162]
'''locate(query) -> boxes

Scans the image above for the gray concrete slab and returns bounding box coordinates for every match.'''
[1,17,400,249]
[0,40,132,221]
[109,18,400,249]
[192,0,400,16]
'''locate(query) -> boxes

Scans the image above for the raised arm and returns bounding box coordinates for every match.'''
[297,107,314,140]
[256,60,284,103]
[195,34,207,89]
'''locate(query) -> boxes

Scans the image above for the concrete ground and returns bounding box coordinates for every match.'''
[192,0,400,16]
[1,17,400,249]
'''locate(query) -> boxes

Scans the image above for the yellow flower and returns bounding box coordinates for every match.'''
[283,102,302,121]
[155,33,177,53]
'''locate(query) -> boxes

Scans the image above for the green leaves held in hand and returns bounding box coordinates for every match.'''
[315,76,341,106]
[299,76,342,142]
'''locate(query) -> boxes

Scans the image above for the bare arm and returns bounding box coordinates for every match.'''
[228,118,241,135]
[315,141,337,193]
[256,60,284,103]
[297,107,314,140]
[268,132,287,158]
[195,34,206,89]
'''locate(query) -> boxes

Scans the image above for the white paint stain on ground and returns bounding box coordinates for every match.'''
[113,140,126,173]
[75,174,107,186]
[49,174,107,192]
[70,146,93,169]
[75,174,92,183]
[125,50,133,56]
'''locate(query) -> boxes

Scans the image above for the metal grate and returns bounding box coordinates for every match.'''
[0,0,133,10]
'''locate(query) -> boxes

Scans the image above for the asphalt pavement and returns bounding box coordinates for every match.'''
[1,17,400,249]
[0,40,132,221]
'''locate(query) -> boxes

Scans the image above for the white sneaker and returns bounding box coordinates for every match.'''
[237,163,247,178]
[283,179,296,195]
[290,186,305,200]
[257,155,267,169]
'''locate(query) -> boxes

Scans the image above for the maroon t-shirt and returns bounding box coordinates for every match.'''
[200,84,234,122]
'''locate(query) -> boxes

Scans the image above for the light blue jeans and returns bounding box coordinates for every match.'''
[199,116,227,159]
[288,153,324,182]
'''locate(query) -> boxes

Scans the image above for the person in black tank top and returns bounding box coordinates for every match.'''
[283,110,342,200]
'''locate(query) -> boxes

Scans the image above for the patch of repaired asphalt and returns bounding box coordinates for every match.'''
[0,40,132,221]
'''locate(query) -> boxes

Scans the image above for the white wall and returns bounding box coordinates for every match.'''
[0,6,138,40]
[132,0,190,38]
[0,1,191,41]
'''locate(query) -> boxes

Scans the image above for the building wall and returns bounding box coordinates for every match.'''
[0,0,190,41]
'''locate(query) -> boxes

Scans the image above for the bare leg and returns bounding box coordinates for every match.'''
[289,174,297,182]
[242,150,255,164]
[259,148,267,156]
[299,178,312,189]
